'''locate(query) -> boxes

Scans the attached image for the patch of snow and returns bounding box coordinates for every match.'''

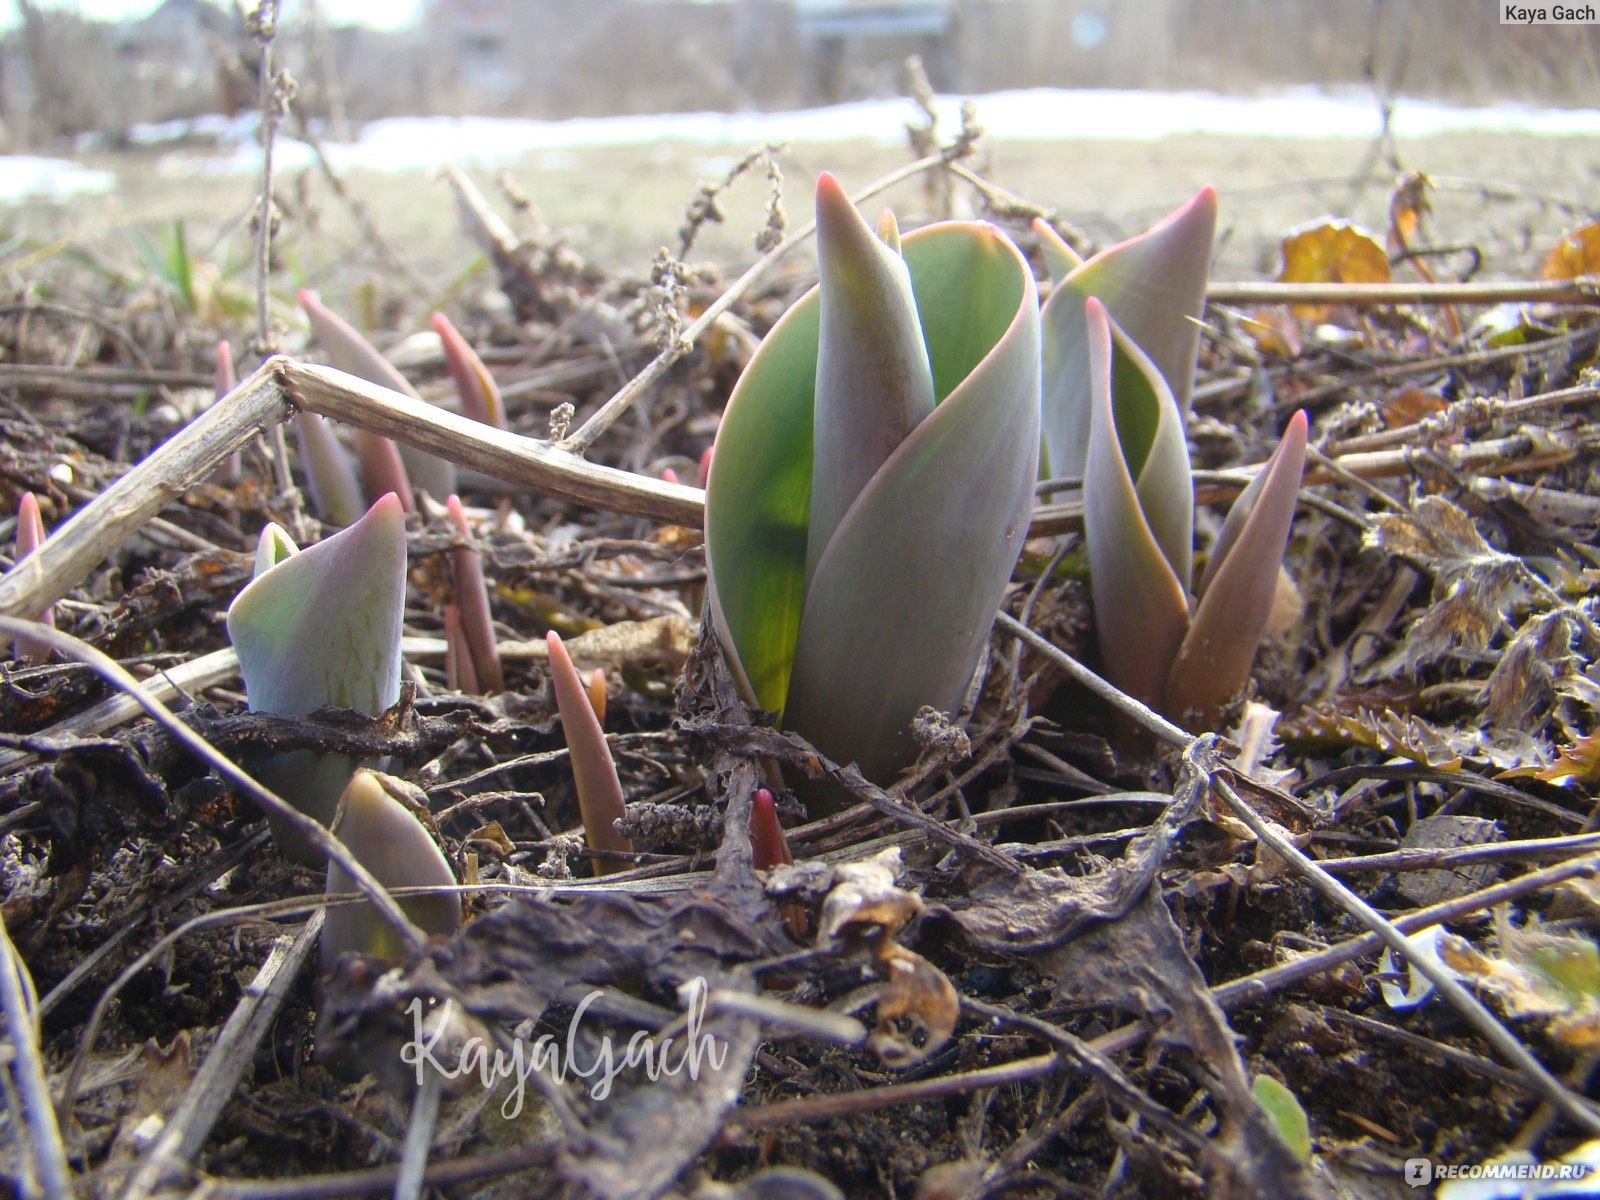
[0,156,116,202]
[15,88,1600,194]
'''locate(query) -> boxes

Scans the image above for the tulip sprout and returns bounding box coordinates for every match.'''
[10,493,52,665]
[706,173,1040,794]
[547,629,634,874]
[1082,298,1308,724]
[322,768,460,970]
[226,493,408,862]
[445,494,504,693]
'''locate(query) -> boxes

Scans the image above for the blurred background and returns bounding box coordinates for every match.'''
[4,0,1597,146]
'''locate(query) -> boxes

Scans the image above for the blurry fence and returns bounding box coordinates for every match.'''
[4,0,1596,148]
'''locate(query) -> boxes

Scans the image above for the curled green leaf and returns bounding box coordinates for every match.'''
[1039,187,1217,479]
[707,175,1039,789]
[1082,297,1192,713]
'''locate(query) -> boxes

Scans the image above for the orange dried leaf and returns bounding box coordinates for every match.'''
[1535,731,1600,786]
[1542,222,1600,281]
[1382,383,1448,430]
[1277,221,1391,321]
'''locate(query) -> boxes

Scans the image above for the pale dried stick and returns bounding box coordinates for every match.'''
[0,359,290,622]
[1208,277,1599,306]
[283,359,700,524]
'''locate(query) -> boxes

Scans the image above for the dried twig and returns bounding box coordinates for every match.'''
[119,914,324,1200]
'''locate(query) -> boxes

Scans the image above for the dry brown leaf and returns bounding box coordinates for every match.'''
[1381,383,1448,430]
[1542,221,1600,281]
[1287,704,1463,769]
[1367,496,1533,670]
[1277,220,1391,321]
[867,942,959,1070]
[1387,171,1432,255]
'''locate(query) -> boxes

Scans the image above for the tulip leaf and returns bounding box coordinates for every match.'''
[227,494,407,855]
[299,290,456,501]
[783,222,1038,782]
[433,311,506,429]
[292,411,369,527]
[1039,188,1217,479]
[1082,299,1191,712]
[1168,410,1308,723]
[706,296,818,716]
[322,769,460,969]
[1033,218,1085,286]
[809,172,936,586]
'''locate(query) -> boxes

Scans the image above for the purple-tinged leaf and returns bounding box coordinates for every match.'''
[807,171,937,587]
[547,630,633,875]
[322,769,460,970]
[214,338,236,395]
[445,494,503,693]
[1167,410,1308,723]
[354,428,415,515]
[1081,298,1191,713]
[1039,187,1217,479]
[298,289,456,501]
[11,492,52,665]
[783,220,1039,784]
[292,411,368,527]
[227,493,407,859]
[432,311,506,429]
[443,603,479,693]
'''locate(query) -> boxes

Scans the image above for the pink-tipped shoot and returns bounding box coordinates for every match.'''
[547,630,633,875]
[11,492,53,665]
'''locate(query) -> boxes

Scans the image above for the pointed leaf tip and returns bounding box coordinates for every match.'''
[809,169,936,586]
[12,492,53,665]
[547,630,633,874]
[445,493,503,693]
[322,769,460,969]
[1082,297,1193,713]
[432,310,506,429]
[1168,408,1308,724]
[751,787,793,870]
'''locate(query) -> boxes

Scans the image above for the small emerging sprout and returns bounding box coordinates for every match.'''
[321,768,460,971]
[547,630,633,874]
[299,289,453,505]
[1082,298,1308,725]
[10,492,52,665]
[751,787,793,871]
[445,495,503,693]
[226,494,408,862]
[432,311,506,429]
